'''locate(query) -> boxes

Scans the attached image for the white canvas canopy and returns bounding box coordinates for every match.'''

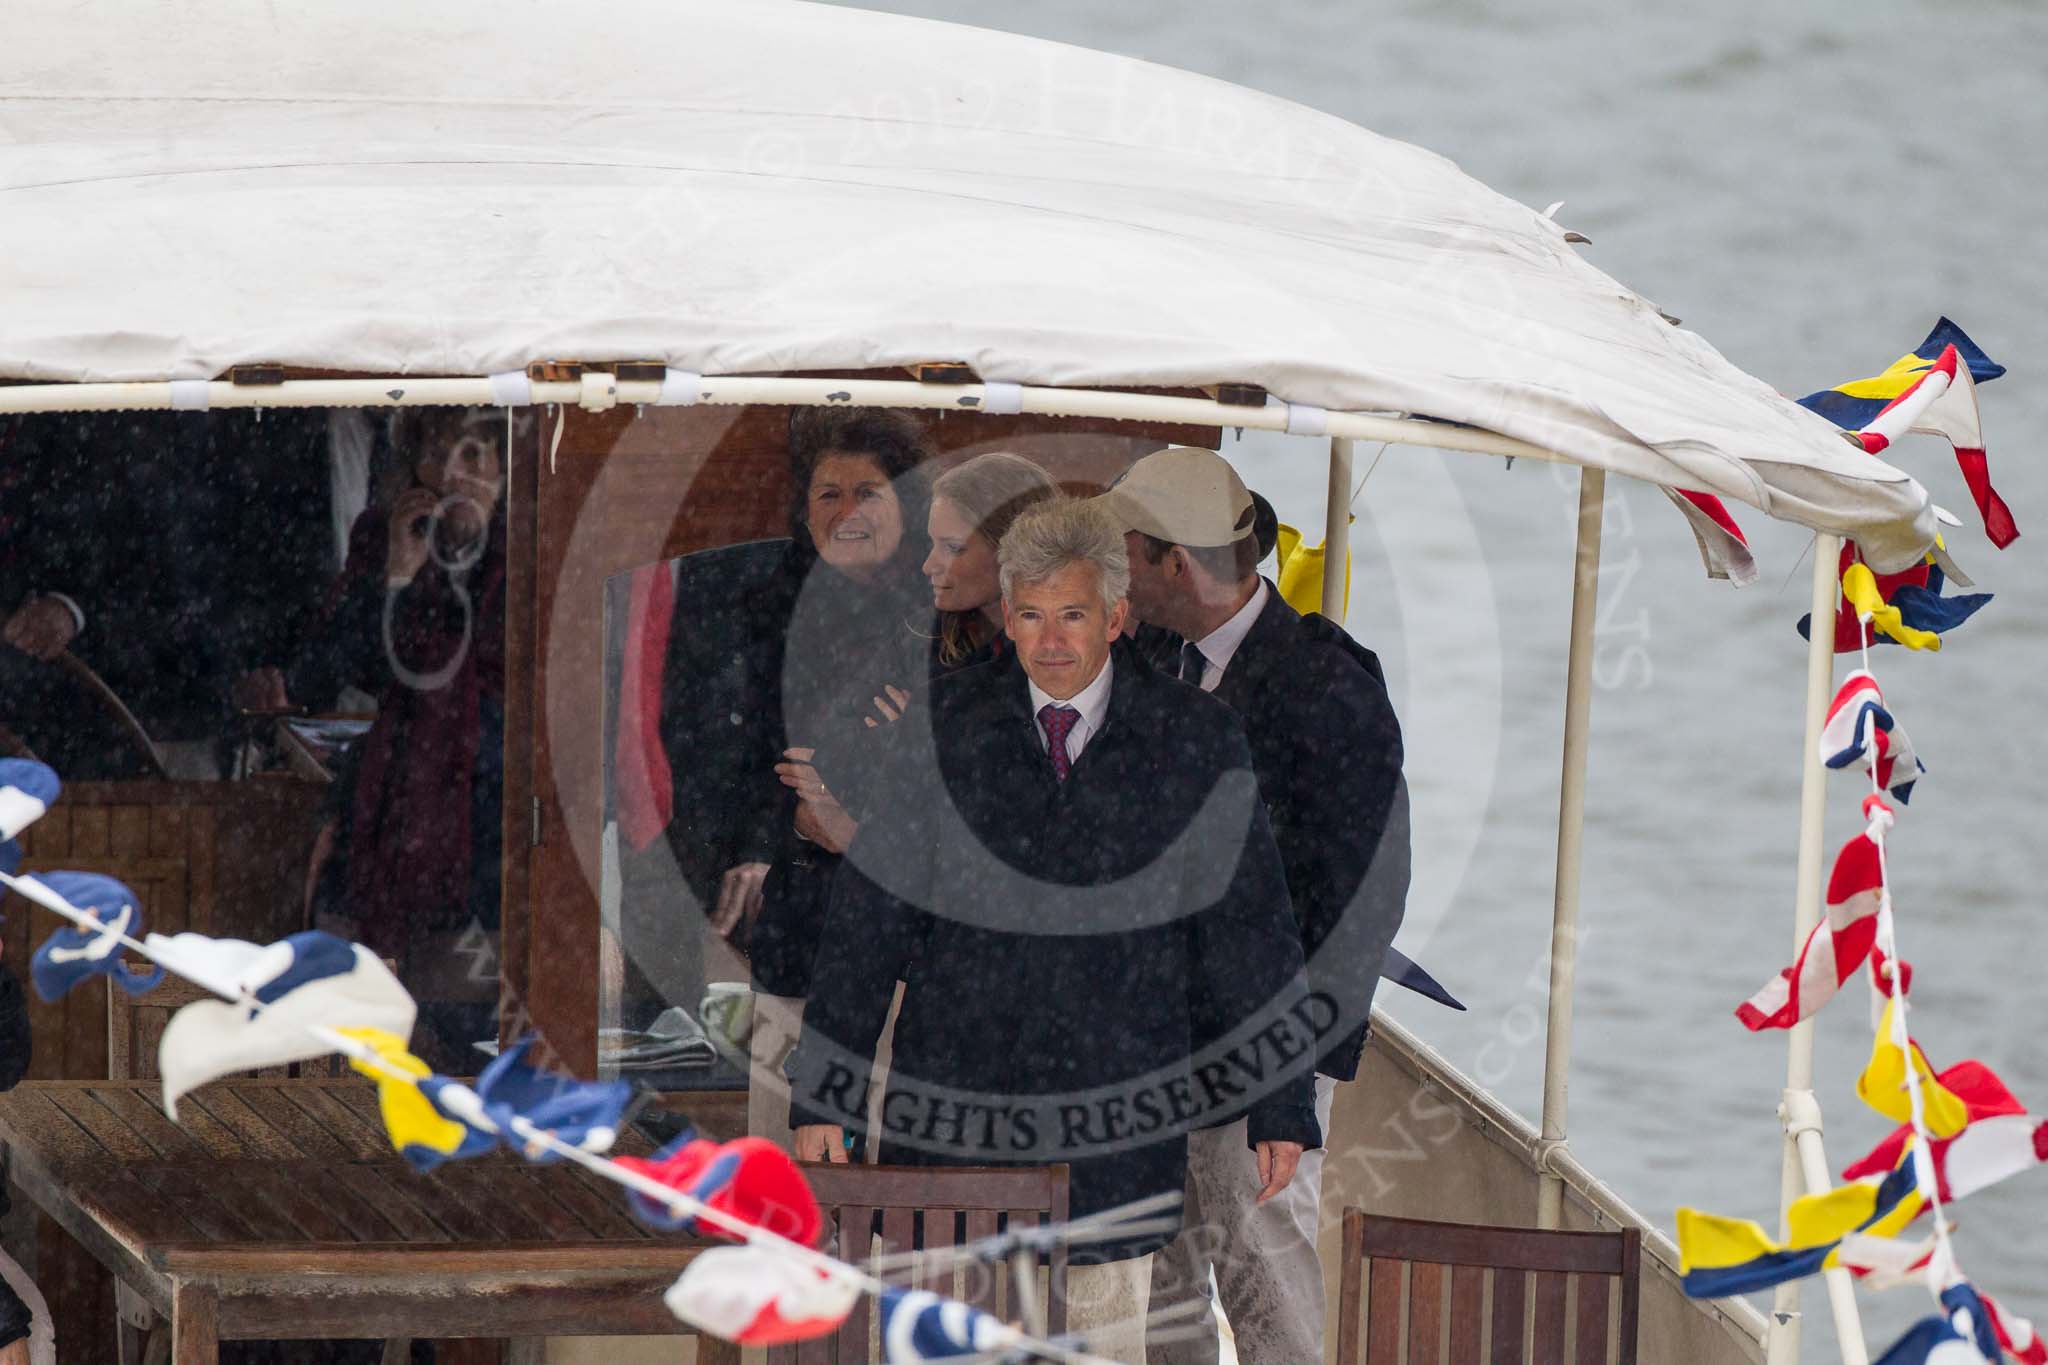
[1,0,1933,566]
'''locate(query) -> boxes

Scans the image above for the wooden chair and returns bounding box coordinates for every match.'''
[1337,1211,1640,1365]
[761,1163,1072,1364]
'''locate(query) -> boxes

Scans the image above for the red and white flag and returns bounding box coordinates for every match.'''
[1664,488,1758,586]
[1855,345,1960,458]
[1935,1112,2048,1205]
[1986,1293,2048,1365]
[1818,670,1924,804]
[1736,809,1887,1031]
[664,1245,857,1346]
[1844,1060,2022,1184]
[1835,1229,1941,1291]
[1855,345,2017,547]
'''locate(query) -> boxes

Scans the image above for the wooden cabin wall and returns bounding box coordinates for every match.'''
[511,394,1220,1072]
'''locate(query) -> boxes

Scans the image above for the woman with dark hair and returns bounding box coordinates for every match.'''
[659,407,934,997]
[774,450,1062,849]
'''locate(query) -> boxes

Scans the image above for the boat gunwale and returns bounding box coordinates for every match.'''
[1365,1006,1771,1356]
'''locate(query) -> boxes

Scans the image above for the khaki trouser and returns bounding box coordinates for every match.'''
[1066,1254,1155,1364]
[1147,1076,1338,1365]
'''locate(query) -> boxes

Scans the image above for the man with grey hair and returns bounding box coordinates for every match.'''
[790,499,1321,1364]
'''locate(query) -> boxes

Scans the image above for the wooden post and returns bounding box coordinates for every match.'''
[170,1281,219,1365]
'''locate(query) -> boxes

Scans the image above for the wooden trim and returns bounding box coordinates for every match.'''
[152,1244,708,1275]
[171,1280,219,1365]
[1573,1273,1609,1365]
[208,1281,694,1341]
[1530,1271,1567,1365]
[1616,1228,1641,1365]
[1448,1265,1483,1364]
[1359,1214,1632,1275]
[1490,1268,1525,1365]
[524,400,601,1073]
[800,1162,1068,1212]
[499,405,540,1051]
[1337,1208,1365,1365]
[1409,1260,1443,1365]
[30,781,318,809]
[1365,1259,1402,1365]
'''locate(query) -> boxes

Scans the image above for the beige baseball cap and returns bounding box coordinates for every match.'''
[1096,446,1256,548]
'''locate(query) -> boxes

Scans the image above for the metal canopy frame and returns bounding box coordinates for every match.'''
[1531,473,1866,1363]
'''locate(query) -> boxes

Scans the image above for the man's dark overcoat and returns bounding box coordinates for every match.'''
[792,642,1322,1259]
[1209,585,1409,1081]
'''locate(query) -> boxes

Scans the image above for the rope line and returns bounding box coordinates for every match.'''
[1852,602,1964,1304]
[0,866,1122,1365]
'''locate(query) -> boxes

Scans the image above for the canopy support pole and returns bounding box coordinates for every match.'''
[1323,438,1355,617]
[1766,533,1870,1365]
[1535,465,1604,1230]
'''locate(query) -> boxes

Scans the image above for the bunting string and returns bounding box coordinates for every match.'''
[1855,612,1966,1306]
[1679,356,2039,1360]
[0,850,1127,1365]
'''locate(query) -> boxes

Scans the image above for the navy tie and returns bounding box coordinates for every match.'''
[1179,642,1207,686]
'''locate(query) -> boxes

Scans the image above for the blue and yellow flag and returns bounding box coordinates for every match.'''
[1677,1156,1923,1298]
[340,1027,492,1170]
[1796,320,2017,549]
[409,1036,633,1166]
[1797,319,2004,431]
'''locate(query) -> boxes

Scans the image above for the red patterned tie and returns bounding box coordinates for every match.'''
[1037,703,1080,782]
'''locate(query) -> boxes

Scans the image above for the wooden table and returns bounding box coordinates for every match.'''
[0,1078,744,1364]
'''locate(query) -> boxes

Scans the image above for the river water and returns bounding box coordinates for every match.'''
[840,0,2048,1346]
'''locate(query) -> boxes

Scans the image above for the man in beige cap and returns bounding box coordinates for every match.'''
[1100,447,1410,1365]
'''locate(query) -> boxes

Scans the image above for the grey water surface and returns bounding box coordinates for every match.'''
[838,0,2048,1345]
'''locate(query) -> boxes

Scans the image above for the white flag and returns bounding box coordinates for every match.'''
[151,930,416,1117]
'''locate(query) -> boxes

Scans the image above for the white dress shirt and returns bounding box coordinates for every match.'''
[1027,652,1115,763]
[1185,579,1268,692]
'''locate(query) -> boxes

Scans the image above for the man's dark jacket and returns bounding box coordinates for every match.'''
[792,642,1321,1260]
[1208,585,1409,1081]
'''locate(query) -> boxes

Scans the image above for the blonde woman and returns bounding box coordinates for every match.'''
[921,451,1064,671]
